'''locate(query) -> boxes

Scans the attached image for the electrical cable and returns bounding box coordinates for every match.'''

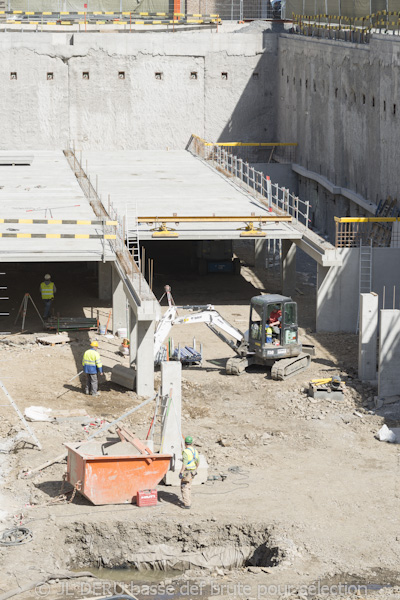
[0,526,33,546]
[193,465,250,495]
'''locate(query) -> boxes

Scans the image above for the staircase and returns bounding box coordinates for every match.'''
[125,203,140,268]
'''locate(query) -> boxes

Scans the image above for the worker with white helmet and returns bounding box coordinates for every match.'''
[40,273,56,321]
[82,340,103,396]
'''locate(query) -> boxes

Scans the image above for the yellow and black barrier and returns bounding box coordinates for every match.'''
[0,233,116,239]
[0,218,117,225]
[1,11,221,26]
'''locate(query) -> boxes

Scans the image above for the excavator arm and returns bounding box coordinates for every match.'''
[154,304,247,359]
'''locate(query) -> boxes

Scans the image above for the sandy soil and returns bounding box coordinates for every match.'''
[0,260,400,600]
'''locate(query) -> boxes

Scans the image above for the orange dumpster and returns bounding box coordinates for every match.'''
[65,440,172,505]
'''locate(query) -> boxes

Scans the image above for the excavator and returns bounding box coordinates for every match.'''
[154,286,315,381]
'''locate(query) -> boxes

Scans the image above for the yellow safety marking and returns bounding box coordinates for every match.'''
[13,11,22,13]
[47,21,57,24]
[78,11,85,14]
[135,20,145,24]
[104,234,117,239]
[335,216,400,223]
[152,20,162,23]
[76,220,91,225]
[18,219,33,224]
[0,11,4,13]
[60,11,69,14]
[105,11,114,14]
[156,12,166,15]
[25,12,34,15]
[122,11,131,15]
[187,19,203,22]
[96,21,106,24]
[17,233,31,238]
[43,11,52,14]
[46,233,61,238]
[140,12,149,15]
[75,234,90,239]
[47,220,62,224]
[93,11,103,14]
[60,21,71,24]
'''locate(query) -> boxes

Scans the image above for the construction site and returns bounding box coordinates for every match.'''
[1,4,400,600]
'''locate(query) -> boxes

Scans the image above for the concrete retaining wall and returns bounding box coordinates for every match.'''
[317,247,400,332]
[0,31,278,150]
[277,34,400,231]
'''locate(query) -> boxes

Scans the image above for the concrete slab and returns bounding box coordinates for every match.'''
[0,150,114,262]
[80,150,302,241]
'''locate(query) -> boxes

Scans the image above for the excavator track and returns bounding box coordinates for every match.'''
[226,356,249,376]
[270,352,311,381]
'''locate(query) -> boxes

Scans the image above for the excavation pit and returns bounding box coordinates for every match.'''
[66,520,283,573]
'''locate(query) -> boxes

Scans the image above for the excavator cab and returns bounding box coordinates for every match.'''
[248,294,302,361]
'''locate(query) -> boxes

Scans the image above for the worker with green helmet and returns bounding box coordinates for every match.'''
[82,340,103,396]
[179,435,199,510]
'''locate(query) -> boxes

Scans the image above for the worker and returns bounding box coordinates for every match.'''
[40,274,56,320]
[268,305,282,334]
[179,435,199,510]
[82,340,103,396]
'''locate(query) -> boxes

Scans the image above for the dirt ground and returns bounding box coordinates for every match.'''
[0,258,400,600]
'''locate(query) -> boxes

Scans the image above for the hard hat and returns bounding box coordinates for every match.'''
[185,435,193,445]
[91,340,99,348]
[44,274,51,280]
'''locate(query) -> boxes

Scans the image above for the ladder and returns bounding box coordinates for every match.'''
[147,392,170,453]
[356,240,372,333]
[125,203,140,268]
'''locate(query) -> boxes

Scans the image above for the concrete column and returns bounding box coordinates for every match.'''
[136,319,155,397]
[112,265,126,334]
[129,307,137,364]
[98,262,112,301]
[281,239,296,297]
[161,361,182,486]
[254,239,266,269]
[358,292,378,382]
[316,264,336,332]
[378,309,400,399]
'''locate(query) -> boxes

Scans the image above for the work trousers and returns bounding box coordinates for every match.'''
[85,373,98,395]
[181,469,196,507]
[43,299,53,319]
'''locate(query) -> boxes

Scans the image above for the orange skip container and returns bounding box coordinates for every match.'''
[65,442,172,505]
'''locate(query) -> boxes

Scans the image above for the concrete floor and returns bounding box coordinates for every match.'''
[0,151,114,262]
[80,150,302,240]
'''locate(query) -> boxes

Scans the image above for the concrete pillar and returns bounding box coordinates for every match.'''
[161,361,182,486]
[112,265,126,334]
[358,292,378,382]
[98,262,112,301]
[136,319,155,397]
[129,307,137,364]
[281,239,296,297]
[378,309,400,399]
[254,239,266,269]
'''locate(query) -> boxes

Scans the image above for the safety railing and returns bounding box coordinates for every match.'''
[0,10,221,25]
[189,135,310,228]
[335,216,400,248]
[65,146,154,304]
[293,11,400,40]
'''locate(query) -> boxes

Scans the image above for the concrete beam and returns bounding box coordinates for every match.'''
[98,261,112,300]
[281,239,296,297]
[358,293,378,382]
[112,264,127,334]
[379,310,400,398]
[136,319,155,397]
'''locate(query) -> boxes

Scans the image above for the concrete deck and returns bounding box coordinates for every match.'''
[80,150,302,241]
[0,151,115,262]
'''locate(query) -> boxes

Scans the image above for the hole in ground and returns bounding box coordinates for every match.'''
[66,520,283,572]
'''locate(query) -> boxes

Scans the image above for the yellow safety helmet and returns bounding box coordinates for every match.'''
[91,340,99,348]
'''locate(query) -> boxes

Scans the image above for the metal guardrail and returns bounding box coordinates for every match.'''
[189,134,310,228]
[0,10,221,25]
[64,147,155,305]
[293,10,400,40]
[334,216,399,247]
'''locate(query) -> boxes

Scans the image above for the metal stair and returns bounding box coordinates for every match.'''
[356,240,372,333]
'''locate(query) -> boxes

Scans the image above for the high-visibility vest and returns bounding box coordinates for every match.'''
[182,446,199,470]
[82,349,103,373]
[40,281,55,300]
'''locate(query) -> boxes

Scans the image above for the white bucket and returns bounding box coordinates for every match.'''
[99,325,106,335]
[117,327,127,338]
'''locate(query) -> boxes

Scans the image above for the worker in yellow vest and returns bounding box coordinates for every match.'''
[40,273,56,320]
[82,340,103,396]
[179,435,199,510]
